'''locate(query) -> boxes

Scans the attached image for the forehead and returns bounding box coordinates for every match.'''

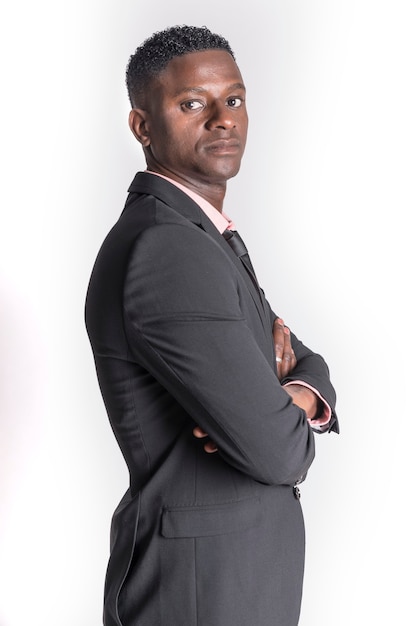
[155,49,245,95]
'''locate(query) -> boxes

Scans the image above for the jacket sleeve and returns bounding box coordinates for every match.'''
[122,223,315,486]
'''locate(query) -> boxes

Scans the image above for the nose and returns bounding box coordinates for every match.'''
[205,101,236,131]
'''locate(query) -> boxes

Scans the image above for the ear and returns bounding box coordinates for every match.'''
[128,108,151,146]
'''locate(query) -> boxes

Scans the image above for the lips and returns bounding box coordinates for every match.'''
[205,139,241,154]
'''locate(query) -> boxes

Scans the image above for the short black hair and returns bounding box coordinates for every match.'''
[126,25,235,107]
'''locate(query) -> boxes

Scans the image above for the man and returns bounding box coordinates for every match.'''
[85,25,338,626]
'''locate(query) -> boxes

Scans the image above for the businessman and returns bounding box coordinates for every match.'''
[85,24,338,626]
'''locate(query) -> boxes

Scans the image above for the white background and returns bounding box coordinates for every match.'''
[1,1,417,624]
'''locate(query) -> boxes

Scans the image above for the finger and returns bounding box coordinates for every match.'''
[273,318,285,354]
[280,326,297,377]
[192,427,218,453]
[273,318,286,377]
[203,441,218,453]
[193,426,208,439]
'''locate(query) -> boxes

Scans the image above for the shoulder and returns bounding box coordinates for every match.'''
[127,221,227,275]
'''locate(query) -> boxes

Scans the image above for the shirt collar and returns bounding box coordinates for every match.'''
[146,171,235,233]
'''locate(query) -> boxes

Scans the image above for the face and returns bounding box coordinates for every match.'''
[130,49,248,189]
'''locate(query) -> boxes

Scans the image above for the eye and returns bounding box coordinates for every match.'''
[227,97,244,108]
[181,100,204,111]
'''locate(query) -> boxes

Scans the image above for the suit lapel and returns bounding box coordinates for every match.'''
[126,172,272,340]
[198,212,271,330]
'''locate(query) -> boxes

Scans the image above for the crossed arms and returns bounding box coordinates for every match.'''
[194,316,333,453]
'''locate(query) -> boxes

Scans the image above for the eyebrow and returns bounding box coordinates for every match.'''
[174,82,246,97]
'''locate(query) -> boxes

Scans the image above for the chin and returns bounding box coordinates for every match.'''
[213,162,242,182]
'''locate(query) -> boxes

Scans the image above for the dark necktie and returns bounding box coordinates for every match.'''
[222,229,259,290]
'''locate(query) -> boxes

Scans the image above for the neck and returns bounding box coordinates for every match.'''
[146,166,226,213]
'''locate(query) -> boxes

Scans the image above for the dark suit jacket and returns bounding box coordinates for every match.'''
[85,172,338,626]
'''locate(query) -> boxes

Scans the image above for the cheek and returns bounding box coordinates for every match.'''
[240,113,249,140]
[171,126,198,161]
[161,118,193,151]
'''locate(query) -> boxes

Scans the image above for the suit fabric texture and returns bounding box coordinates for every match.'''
[85,172,338,626]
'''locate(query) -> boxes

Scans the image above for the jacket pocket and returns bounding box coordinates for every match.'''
[161,496,261,538]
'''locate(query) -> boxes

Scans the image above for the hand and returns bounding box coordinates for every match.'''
[193,426,218,453]
[273,318,297,380]
[284,384,319,421]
